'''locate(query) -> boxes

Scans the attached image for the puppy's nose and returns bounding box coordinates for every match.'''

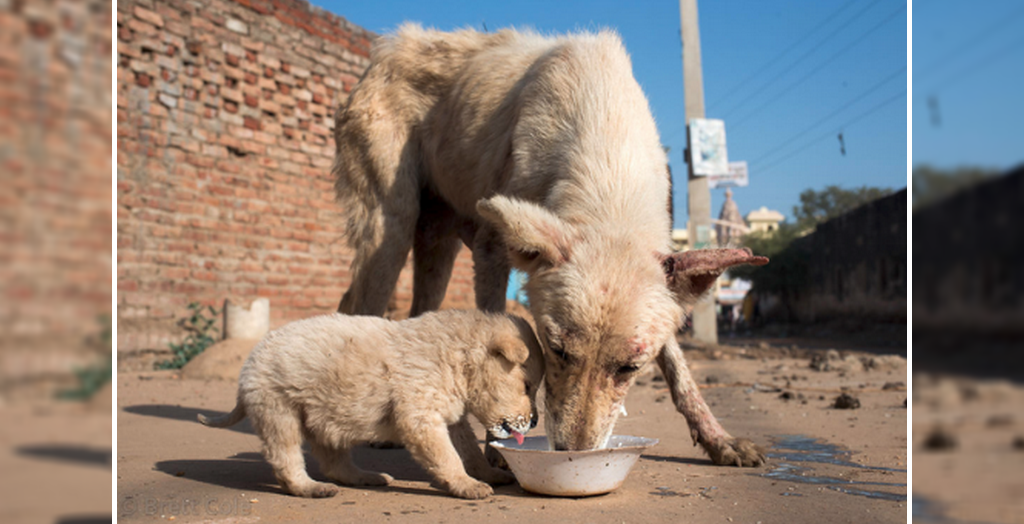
[530,411,538,429]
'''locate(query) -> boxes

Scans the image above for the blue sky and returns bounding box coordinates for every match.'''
[320,0,908,227]
[912,0,1024,172]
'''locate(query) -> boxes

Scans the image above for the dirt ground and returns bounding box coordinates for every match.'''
[912,373,1024,524]
[115,336,907,524]
[0,396,113,523]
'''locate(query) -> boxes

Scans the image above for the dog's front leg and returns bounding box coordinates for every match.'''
[656,337,766,467]
[401,416,495,499]
[470,225,513,469]
[449,417,515,485]
[471,225,511,313]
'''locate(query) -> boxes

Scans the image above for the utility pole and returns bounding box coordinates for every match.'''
[679,0,718,344]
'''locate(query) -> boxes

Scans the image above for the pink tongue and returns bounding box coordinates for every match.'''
[513,431,524,445]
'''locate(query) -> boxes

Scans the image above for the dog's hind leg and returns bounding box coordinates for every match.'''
[251,405,339,498]
[336,179,420,316]
[657,338,767,467]
[409,193,463,317]
[311,442,393,487]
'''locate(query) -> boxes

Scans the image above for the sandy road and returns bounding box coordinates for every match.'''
[115,349,906,524]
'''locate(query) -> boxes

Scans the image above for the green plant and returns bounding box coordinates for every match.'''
[793,184,894,232]
[156,302,221,370]
[57,315,113,401]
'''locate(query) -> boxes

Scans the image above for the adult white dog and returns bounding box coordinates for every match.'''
[332,24,767,466]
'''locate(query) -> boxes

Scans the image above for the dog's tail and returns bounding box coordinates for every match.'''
[198,403,246,428]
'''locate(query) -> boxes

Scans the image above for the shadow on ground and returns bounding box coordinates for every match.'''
[17,445,112,468]
[123,404,255,434]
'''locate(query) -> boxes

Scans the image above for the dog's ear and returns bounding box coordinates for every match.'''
[489,331,530,365]
[476,196,574,272]
[660,248,768,305]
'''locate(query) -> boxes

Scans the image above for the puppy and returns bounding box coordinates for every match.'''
[199,310,544,499]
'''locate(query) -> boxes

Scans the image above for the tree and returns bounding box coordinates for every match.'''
[728,221,802,291]
[793,185,894,232]
[912,165,998,210]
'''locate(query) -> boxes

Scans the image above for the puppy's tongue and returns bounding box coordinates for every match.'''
[513,431,524,445]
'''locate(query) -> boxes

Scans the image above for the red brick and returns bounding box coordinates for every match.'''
[243,116,261,130]
[244,94,258,107]
[136,72,152,87]
[134,6,164,27]
[225,53,240,67]
[244,71,257,84]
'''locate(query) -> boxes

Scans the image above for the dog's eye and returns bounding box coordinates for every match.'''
[544,326,568,361]
[548,340,567,361]
[617,363,642,375]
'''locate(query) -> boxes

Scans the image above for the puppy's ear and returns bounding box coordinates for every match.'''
[476,196,574,273]
[660,248,768,305]
[489,331,530,365]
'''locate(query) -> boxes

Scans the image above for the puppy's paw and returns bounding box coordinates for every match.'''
[356,472,393,486]
[292,482,340,498]
[704,437,767,467]
[481,467,516,486]
[448,479,494,499]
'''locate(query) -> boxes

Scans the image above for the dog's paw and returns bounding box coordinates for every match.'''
[481,467,516,486]
[448,479,494,499]
[704,437,767,467]
[346,471,393,486]
[293,482,340,498]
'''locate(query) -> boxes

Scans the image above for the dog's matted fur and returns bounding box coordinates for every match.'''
[332,24,768,465]
[199,310,544,499]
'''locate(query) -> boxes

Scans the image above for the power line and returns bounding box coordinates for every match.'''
[747,65,906,166]
[717,0,888,120]
[710,0,860,109]
[755,90,905,175]
[916,4,1024,82]
[729,3,906,130]
[924,32,1024,94]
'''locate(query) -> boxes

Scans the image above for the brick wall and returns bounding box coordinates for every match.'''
[0,0,113,393]
[116,0,477,353]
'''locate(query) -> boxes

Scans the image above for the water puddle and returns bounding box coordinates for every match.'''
[912,495,994,524]
[761,435,906,501]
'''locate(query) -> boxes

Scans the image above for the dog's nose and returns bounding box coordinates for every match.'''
[530,411,538,429]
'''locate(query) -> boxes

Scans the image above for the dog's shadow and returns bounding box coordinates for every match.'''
[130,403,439,494]
[156,448,476,497]
[17,444,112,468]
[123,404,256,434]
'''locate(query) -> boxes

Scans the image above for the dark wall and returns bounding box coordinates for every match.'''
[760,188,907,323]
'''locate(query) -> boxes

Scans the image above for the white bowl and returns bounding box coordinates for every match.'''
[490,435,658,497]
